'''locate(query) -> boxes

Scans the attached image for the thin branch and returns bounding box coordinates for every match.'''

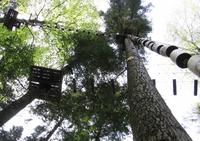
[115,68,127,80]
[42,117,64,141]
[16,78,28,90]
[45,1,66,18]
[35,0,46,19]
[0,96,5,102]
[27,26,35,48]
[184,39,199,53]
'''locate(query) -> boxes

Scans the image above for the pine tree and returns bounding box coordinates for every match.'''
[125,36,192,141]
[104,0,193,140]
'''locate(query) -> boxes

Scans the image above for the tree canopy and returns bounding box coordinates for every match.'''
[103,0,151,36]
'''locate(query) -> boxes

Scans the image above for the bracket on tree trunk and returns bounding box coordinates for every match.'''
[194,80,198,96]
[3,8,21,30]
[173,79,177,95]
[151,79,156,86]
[28,66,62,103]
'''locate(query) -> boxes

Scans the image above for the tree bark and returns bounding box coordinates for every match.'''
[0,92,34,127]
[124,37,192,141]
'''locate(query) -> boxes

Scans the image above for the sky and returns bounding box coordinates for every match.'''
[2,0,200,140]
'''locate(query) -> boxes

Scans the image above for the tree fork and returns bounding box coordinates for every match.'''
[124,36,192,141]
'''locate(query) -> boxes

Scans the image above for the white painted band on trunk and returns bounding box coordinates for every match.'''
[159,45,170,56]
[170,49,191,68]
[152,44,160,52]
[188,55,200,77]
[144,41,152,47]
[127,56,134,62]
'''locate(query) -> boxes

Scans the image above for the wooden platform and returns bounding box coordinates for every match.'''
[3,8,20,30]
[29,66,62,102]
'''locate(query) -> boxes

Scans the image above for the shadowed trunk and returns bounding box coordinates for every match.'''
[94,125,102,141]
[0,92,34,127]
[124,36,192,141]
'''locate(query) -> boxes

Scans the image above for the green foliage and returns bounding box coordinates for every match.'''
[0,26,34,105]
[31,0,101,67]
[67,31,123,75]
[104,0,152,36]
[31,79,129,140]
[103,0,152,63]
[45,0,100,29]
[0,0,29,12]
[0,26,34,80]
[63,129,90,141]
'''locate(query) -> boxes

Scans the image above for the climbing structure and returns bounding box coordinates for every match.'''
[3,8,20,30]
[29,66,63,103]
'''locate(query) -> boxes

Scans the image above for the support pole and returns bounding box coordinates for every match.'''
[151,79,156,86]
[194,80,198,96]
[173,79,177,95]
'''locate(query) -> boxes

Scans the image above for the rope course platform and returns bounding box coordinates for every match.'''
[3,8,20,30]
[29,66,63,103]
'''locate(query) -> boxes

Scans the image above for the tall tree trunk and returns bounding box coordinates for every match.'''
[124,37,192,141]
[0,92,34,127]
[94,125,102,141]
[41,117,64,141]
